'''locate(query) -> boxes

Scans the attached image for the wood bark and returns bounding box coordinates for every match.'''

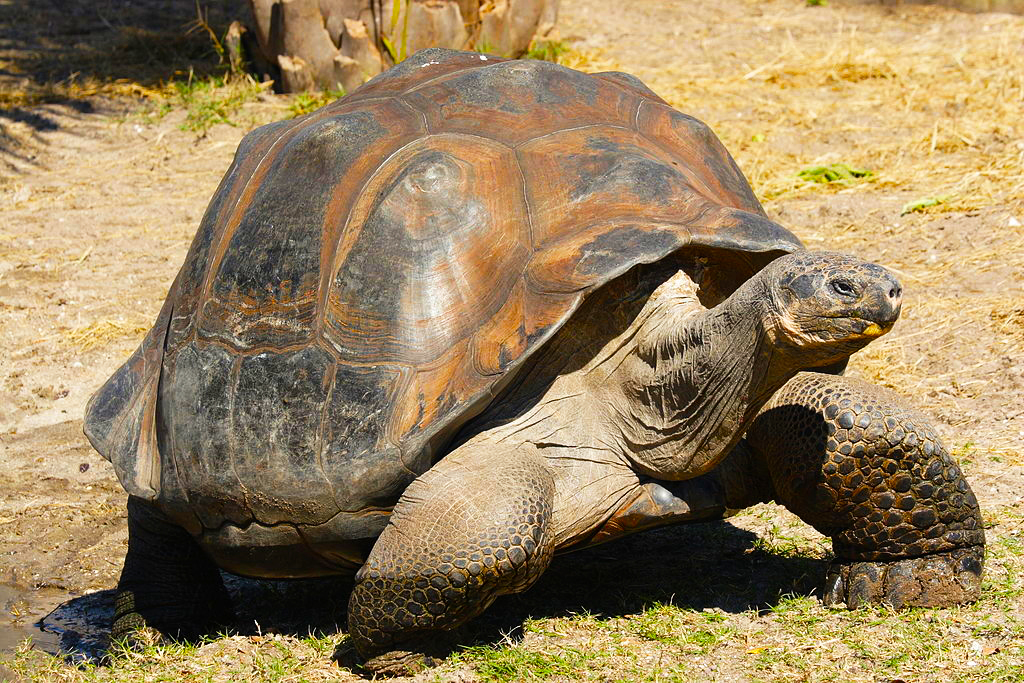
[246,0,560,92]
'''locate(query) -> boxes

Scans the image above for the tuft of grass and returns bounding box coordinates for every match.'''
[288,88,346,118]
[797,162,873,185]
[456,643,596,682]
[525,40,570,63]
[624,603,736,654]
[62,318,151,352]
[7,632,345,682]
[901,195,951,215]
[170,70,267,134]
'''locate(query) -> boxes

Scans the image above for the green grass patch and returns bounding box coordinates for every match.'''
[288,88,347,118]
[456,643,596,682]
[4,631,346,682]
[901,195,951,215]
[797,162,873,185]
[625,603,735,653]
[525,40,570,63]
[170,70,266,134]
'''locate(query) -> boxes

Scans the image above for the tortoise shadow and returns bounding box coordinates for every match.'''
[468,519,826,644]
[37,518,825,667]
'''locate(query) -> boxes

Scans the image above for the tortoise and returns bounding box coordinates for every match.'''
[85,48,984,672]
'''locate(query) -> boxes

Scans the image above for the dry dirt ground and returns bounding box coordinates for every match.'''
[1,0,1023,681]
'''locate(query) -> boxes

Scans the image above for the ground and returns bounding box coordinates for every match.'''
[1,0,1023,681]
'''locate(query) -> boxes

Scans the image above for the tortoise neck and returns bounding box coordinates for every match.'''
[606,273,795,480]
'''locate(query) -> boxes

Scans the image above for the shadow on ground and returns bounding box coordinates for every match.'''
[38,518,825,664]
[0,0,243,175]
[0,0,239,90]
[471,518,824,644]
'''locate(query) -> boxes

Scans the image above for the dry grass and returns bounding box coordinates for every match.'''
[0,78,166,109]
[554,45,620,73]
[62,319,151,352]
[638,14,1024,210]
[9,634,346,683]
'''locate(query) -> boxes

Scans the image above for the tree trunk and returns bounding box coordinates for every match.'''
[246,0,559,93]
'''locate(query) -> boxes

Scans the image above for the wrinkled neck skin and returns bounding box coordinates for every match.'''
[590,272,798,481]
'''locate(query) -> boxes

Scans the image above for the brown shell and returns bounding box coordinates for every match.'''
[85,49,802,543]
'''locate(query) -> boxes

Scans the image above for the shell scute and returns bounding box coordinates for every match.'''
[591,71,669,105]
[158,341,250,529]
[637,101,765,216]
[518,126,720,249]
[525,223,686,295]
[166,119,294,351]
[322,134,530,366]
[470,282,529,377]
[403,58,641,146]
[229,345,338,525]
[321,363,411,511]
[198,109,395,350]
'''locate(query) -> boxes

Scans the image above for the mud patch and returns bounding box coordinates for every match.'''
[0,584,60,654]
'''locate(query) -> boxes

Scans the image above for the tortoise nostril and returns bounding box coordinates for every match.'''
[889,286,902,300]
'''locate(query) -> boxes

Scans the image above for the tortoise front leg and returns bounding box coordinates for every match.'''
[745,372,985,608]
[347,443,556,675]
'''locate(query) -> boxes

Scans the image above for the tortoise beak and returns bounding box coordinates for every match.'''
[858,320,893,338]
[861,267,903,331]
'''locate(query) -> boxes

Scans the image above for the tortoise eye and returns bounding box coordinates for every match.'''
[830,279,857,298]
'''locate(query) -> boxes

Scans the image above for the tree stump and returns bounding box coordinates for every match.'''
[246,0,559,93]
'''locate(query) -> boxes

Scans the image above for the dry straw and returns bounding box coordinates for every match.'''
[646,17,1024,210]
[63,319,151,352]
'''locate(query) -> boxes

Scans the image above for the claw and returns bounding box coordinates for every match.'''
[823,545,984,609]
[346,631,461,677]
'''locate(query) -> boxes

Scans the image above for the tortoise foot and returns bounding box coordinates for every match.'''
[360,649,444,677]
[340,632,459,678]
[823,545,984,609]
[111,590,150,644]
[111,588,234,646]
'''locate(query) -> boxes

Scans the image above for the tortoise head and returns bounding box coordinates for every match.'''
[758,250,903,364]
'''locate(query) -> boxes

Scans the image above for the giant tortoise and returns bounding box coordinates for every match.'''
[85,48,984,672]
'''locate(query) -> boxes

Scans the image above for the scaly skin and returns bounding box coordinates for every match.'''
[111,497,234,644]
[346,446,556,667]
[745,372,985,608]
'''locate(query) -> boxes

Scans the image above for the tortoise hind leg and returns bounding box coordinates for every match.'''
[112,496,234,644]
[347,442,556,675]
[745,371,985,609]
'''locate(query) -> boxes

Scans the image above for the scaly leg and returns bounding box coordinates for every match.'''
[111,496,234,643]
[745,371,985,608]
[347,443,556,674]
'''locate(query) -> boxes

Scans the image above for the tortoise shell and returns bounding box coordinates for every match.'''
[85,48,802,571]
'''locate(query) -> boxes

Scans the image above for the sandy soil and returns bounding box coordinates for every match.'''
[1,0,1023,678]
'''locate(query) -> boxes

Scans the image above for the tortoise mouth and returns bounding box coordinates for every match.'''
[854,319,893,338]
